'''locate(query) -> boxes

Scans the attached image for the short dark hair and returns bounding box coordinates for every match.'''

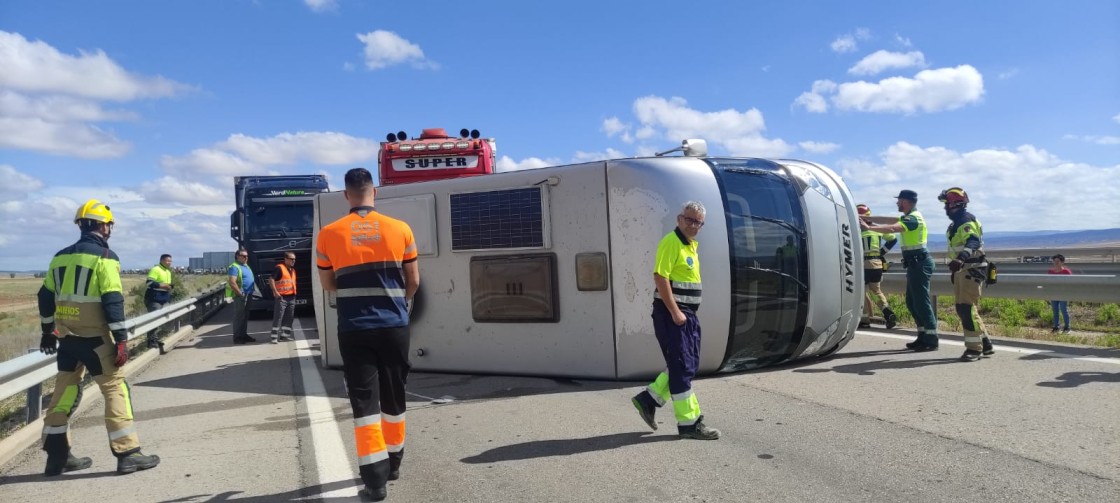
[1053,254,1065,262]
[344,168,374,193]
[160,254,172,261]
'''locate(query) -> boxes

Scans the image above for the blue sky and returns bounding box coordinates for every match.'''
[1,0,1118,270]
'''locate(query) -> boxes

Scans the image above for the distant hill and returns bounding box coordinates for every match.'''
[927,228,1120,250]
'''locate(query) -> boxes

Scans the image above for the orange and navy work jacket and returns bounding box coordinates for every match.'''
[316,206,417,332]
[272,263,297,297]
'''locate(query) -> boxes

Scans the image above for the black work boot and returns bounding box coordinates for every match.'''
[117,451,160,474]
[981,337,994,357]
[883,308,898,329]
[631,393,657,431]
[679,416,721,440]
[44,453,92,476]
[360,486,387,501]
[960,349,982,362]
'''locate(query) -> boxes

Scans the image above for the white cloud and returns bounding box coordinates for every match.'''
[799,141,840,154]
[0,116,131,158]
[1113,112,1120,124]
[571,149,627,163]
[139,176,228,205]
[1063,134,1120,145]
[217,132,380,165]
[848,50,927,76]
[830,28,870,53]
[797,65,984,114]
[602,117,628,137]
[839,142,1120,232]
[0,31,191,101]
[496,155,557,172]
[356,30,437,70]
[627,96,792,157]
[793,80,837,113]
[998,68,1019,80]
[0,165,44,197]
[161,148,264,183]
[894,34,912,47]
[304,0,338,12]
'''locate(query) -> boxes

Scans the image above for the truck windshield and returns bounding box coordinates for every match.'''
[705,158,809,371]
[246,203,314,237]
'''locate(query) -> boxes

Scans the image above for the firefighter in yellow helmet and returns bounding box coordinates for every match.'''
[939,187,995,361]
[37,199,160,476]
[857,204,899,329]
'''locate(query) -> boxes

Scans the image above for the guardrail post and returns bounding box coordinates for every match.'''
[26,383,42,422]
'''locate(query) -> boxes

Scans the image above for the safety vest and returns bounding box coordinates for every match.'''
[316,206,418,331]
[653,228,702,308]
[274,263,296,296]
[146,264,173,304]
[947,214,984,261]
[898,210,928,255]
[861,230,897,258]
[225,262,253,298]
[41,234,126,338]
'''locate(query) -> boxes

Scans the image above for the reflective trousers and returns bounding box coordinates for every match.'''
[904,253,939,345]
[269,295,295,340]
[339,326,410,490]
[42,335,141,459]
[641,300,703,428]
[953,267,989,351]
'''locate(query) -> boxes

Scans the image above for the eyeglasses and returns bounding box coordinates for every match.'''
[679,215,705,227]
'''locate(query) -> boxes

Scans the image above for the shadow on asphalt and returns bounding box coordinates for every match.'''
[460,431,678,464]
[1037,371,1120,388]
[154,477,366,502]
[0,469,118,484]
[791,357,960,376]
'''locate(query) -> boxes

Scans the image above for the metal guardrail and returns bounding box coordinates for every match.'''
[880,272,1120,303]
[0,283,226,423]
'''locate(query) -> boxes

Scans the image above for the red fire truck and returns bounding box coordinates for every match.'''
[379,127,497,185]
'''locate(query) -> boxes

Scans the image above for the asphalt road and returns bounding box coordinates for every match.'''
[1,310,1116,502]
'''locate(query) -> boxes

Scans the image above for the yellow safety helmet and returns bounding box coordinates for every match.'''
[74,199,114,224]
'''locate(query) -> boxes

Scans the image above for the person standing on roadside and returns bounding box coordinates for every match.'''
[1048,254,1072,333]
[939,187,995,361]
[37,199,160,476]
[144,253,174,349]
[857,204,899,329]
[860,190,940,351]
[268,252,298,343]
[630,201,721,441]
[226,249,256,344]
[317,167,420,502]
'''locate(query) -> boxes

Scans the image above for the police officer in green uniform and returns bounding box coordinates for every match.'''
[860,190,939,350]
[631,201,720,440]
[37,199,160,476]
[940,187,995,361]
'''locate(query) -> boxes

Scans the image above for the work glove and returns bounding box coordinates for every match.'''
[113,341,129,367]
[39,332,58,355]
[948,259,963,273]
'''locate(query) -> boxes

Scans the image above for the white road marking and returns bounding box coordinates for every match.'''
[293,322,360,499]
[859,330,1120,366]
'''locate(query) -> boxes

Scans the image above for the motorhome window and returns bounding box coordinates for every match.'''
[450,187,546,251]
[469,253,559,322]
[706,159,809,371]
[246,203,315,236]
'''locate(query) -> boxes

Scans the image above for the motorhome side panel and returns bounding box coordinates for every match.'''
[606,158,731,380]
[318,163,618,377]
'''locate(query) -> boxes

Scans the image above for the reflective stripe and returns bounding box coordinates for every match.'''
[670,281,701,289]
[43,425,68,434]
[75,266,91,297]
[358,451,389,466]
[316,250,330,262]
[964,336,983,343]
[337,287,406,299]
[41,316,54,323]
[56,293,101,303]
[672,294,702,304]
[108,425,135,440]
[108,321,126,330]
[335,261,402,278]
[646,386,666,406]
[382,412,405,423]
[403,243,417,255]
[671,390,694,402]
[355,413,382,427]
[387,444,404,453]
[900,244,926,251]
[678,416,699,426]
